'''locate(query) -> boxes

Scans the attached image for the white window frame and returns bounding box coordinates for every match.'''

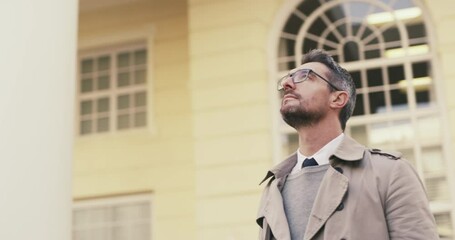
[77,42,148,136]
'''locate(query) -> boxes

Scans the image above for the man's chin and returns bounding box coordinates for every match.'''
[280,104,298,115]
[280,107,319,129]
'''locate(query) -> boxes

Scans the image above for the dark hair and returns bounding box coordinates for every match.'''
[302,49,356,130]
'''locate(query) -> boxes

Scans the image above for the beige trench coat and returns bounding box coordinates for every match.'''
[257,136,439,240]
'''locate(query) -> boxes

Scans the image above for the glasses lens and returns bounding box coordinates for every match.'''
[293,69,309,83]
[277,69,311,91]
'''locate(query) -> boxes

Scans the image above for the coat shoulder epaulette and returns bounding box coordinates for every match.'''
[368,148,402,160]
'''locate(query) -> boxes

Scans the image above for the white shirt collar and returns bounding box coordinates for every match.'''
[290,133,345,174]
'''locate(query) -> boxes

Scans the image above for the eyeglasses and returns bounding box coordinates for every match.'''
[277,68,341,91]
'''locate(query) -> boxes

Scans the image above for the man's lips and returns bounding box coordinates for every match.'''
[283,93,299,101]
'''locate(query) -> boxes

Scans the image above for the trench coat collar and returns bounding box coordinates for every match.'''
[330,134,365,162]
[259,154,297,185]
[257,135,365,239]
[260,134,364,185]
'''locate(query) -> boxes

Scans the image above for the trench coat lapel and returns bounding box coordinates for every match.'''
[303,135,363,239]
[257,154,297,240]
[262,179,292,240]
[303,162,349,239]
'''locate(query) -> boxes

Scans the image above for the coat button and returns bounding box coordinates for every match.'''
[334,167,343,174]
[336,202,344,211]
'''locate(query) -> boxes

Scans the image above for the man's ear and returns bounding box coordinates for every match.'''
[330,91,349,109]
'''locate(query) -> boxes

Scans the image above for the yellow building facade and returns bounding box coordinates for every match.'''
[74,0,455,239]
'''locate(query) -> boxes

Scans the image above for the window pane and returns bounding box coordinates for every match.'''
[412,61,429,78]
[80,120,92,135]
[361,26,374,43]
[135,69,146,84]
[134,112,146,127]
[383,27,400,43]
[416,90,430,107]
[134,50,147,65]
[81,78,93,93]
[350,125,367,146]
[73,209,90,227]
[73,196,151,240]
[369,91,386,113]
[369,120,414,147]
[418,116,441,143]
[117,52,130,68]
[390,89,408,111]
[350,71,361,88]
[90,228,108,240]
[367,68,383,87]
[113,203,149,220]
[80,101,93,115]
[407,22,426,40]
[398,148,415,167]
[81,59,93,73]
[308,15,328,36]
[388,65,405,85]
[97,98,109,113]
[343,41,359,62]
[131,224,149,240]
[97,117,109,132]
[364,49,380,60]
[426,176,450,202]
[412,61,432,108]
[73,230,90,240]
[434,212,453,238]
[118,72,130,87]
[296,0,320,21]
[89,207,109,224]
[277,39,296,71]
[134,92,146,107]
[97,75,110,90]
[117,114,130,129]
[117,95,130,110]
[112,226,128,240]
[422,146,444,175]
[283,11,303,34]
[303,38,318,53]
[353,93,365,116]
[97,55,110,71]
[326,32,338,46]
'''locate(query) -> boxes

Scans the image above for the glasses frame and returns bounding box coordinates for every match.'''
[277,68,341,91]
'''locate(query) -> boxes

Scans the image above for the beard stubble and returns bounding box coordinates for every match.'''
[280,97,325,129]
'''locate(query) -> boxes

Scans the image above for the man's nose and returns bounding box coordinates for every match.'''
[281,76,295,90]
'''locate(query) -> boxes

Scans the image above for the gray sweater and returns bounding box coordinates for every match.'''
[282,164,329,240]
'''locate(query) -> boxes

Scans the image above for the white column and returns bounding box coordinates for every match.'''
[0,1,77,239]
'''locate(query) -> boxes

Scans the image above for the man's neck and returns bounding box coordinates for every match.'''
[296,119,343,156]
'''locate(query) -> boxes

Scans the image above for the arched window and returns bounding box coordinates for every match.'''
[271,0,454,238]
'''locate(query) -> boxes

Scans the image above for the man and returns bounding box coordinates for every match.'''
[257,49,439,240]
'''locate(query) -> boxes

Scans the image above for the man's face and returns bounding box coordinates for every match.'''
[279,62,333,129]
